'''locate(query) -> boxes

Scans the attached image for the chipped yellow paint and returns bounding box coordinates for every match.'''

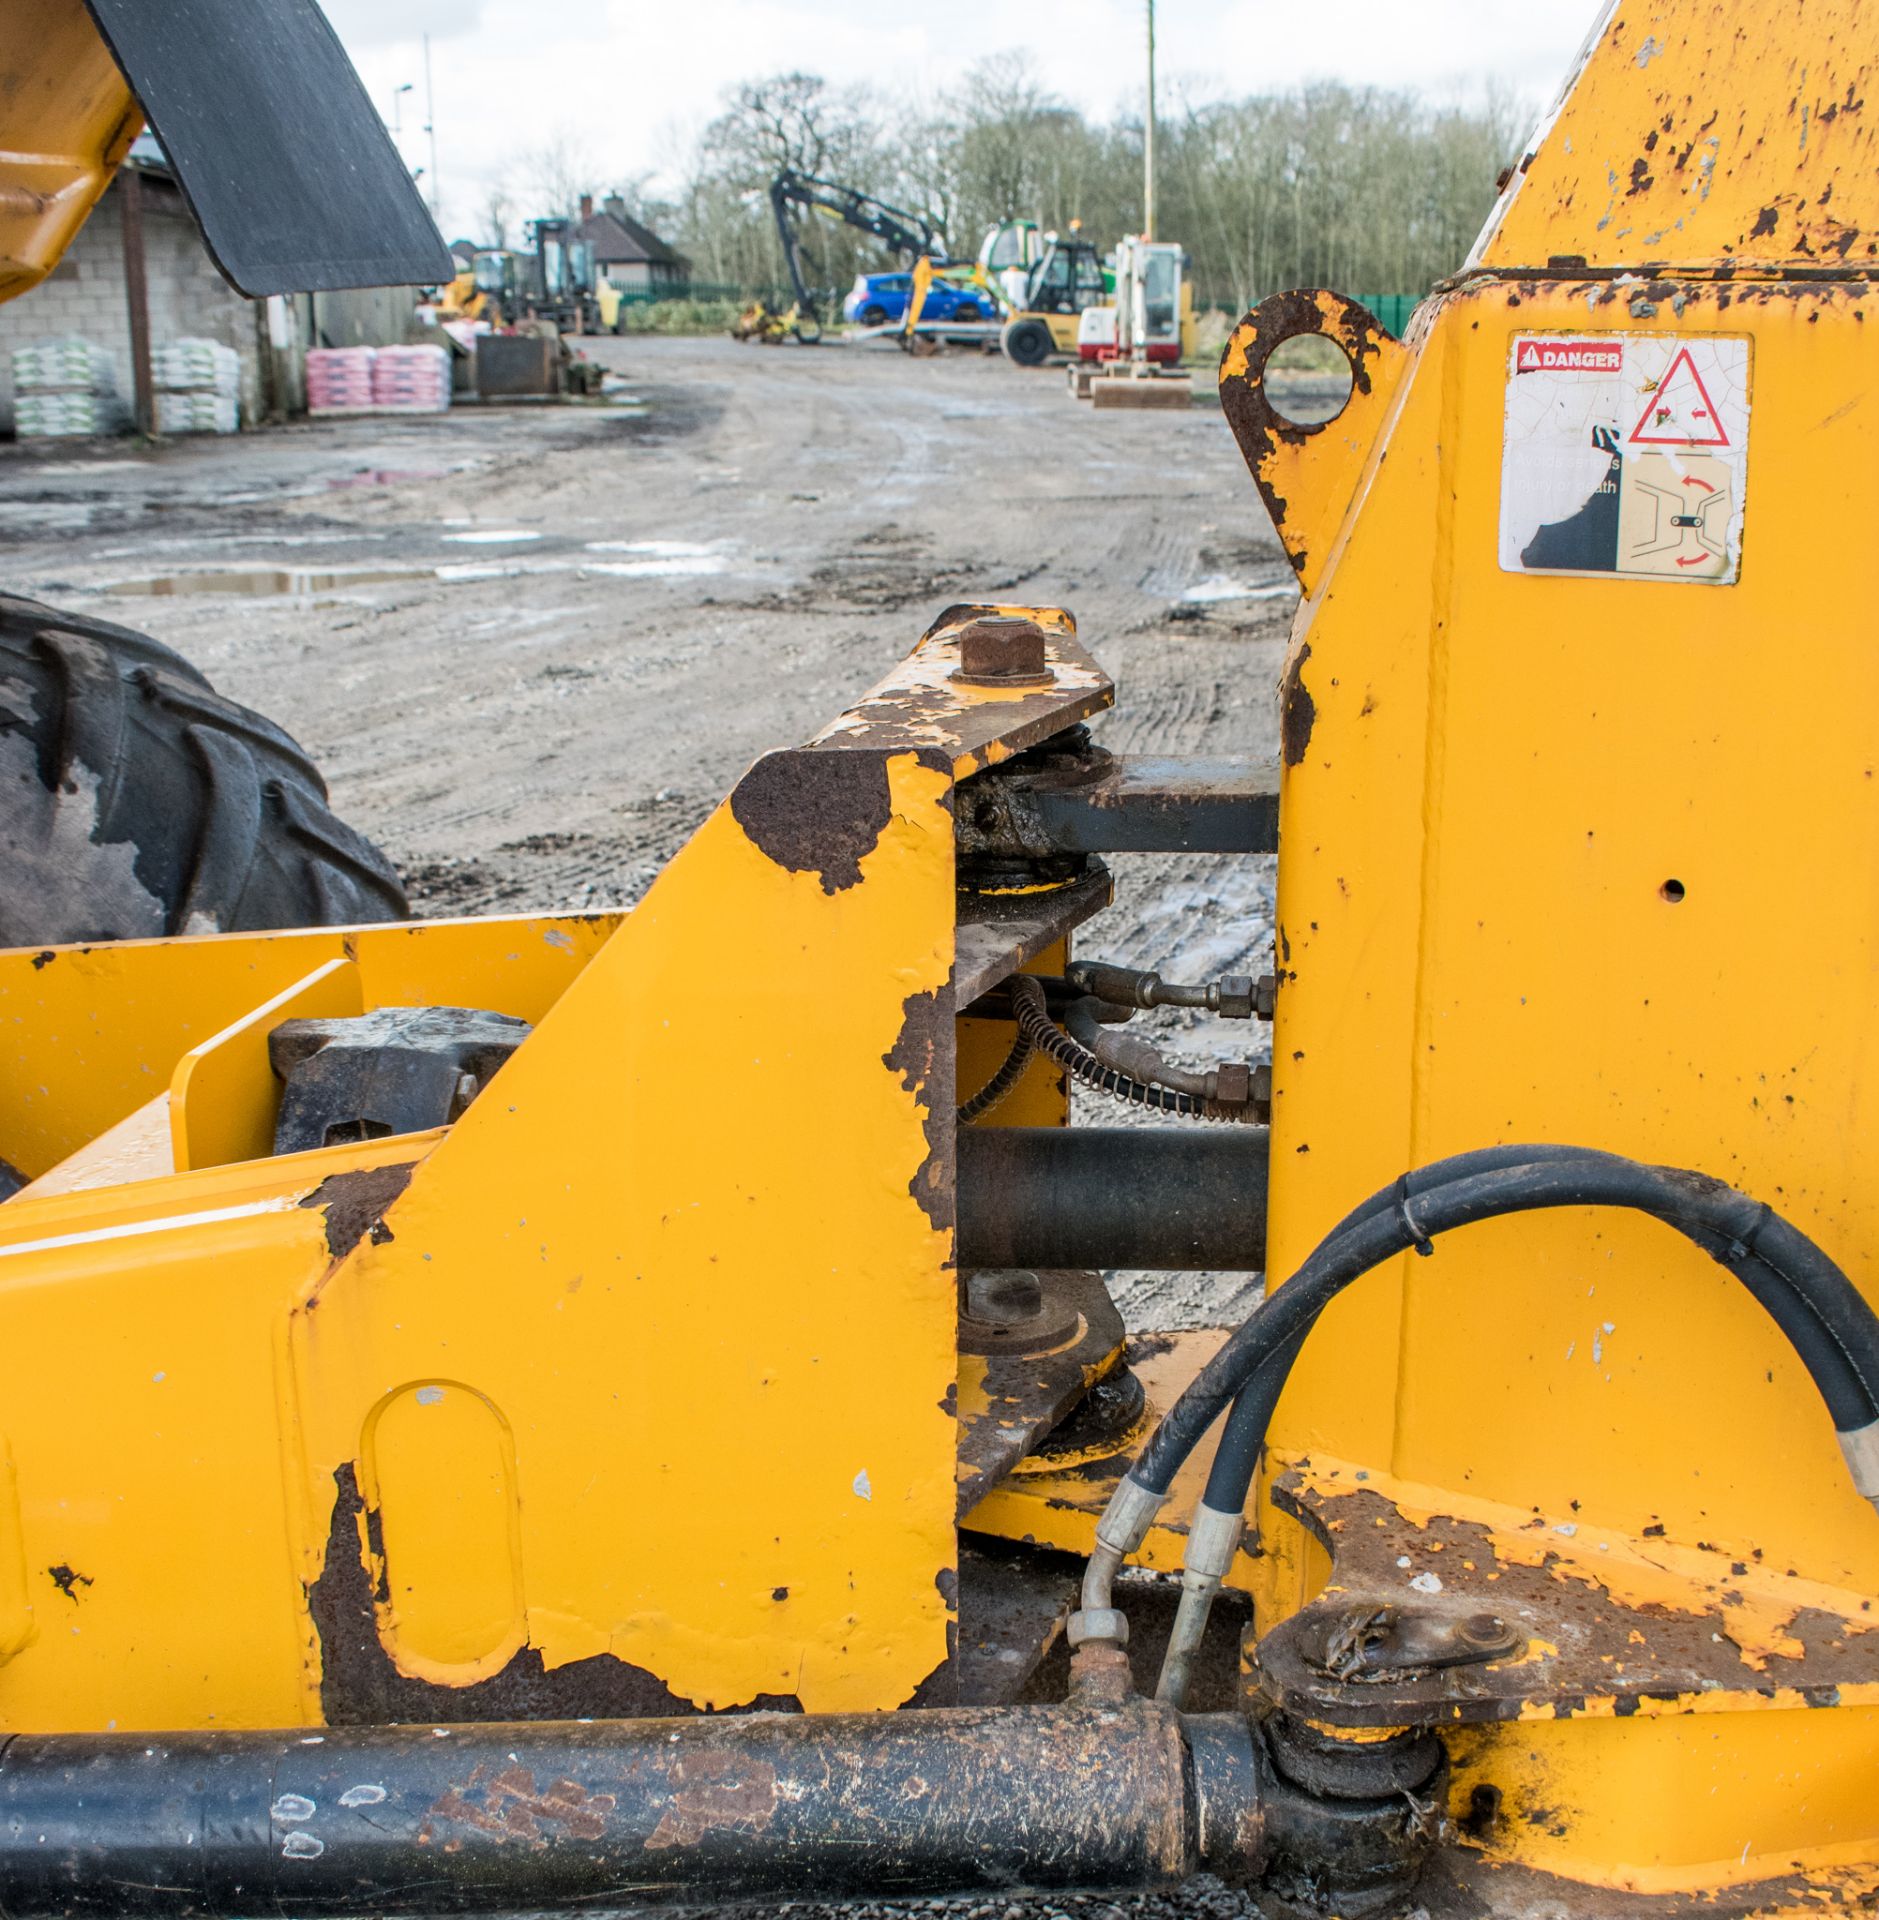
[1284,1455,1879,1713]
[1237,0,1879,1888]
[285,752,958,1715]
[808,605,1109,777]
[1447,1709,1879,1897]
[0,742,963,1728]
[0,1137,426,1729]
[1218,290,1410,595]
[1475,0,1877,276]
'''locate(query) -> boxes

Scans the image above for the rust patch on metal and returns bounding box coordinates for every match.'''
[954,1270,1126,1514]
[884,982,954,1234]
[1251,1467,1879,1728]
[1280,643,1316,767]
[810,611,1112,777]
[729,749,893,894]
[643,1751,780,1851]
[300,1161,414,1258]
[46,1563,91,1602]
[306,1465,808,1724]
[1218,288,1398,569]
[424,1763,618,1847]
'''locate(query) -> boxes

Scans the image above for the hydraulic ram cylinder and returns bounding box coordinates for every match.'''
[0,1704,1265,1916]
[957,1126,1268,1271]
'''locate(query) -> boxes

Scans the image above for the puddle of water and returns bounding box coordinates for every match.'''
[581,556,727,579]
[435,559,572,582]
[583,539,716,558]
[93,531,390,560]
[442,528,542,545]
[1180,574,1299,605]
[106,566,418,598]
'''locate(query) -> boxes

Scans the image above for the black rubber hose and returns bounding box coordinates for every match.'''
[1137,1149,1879,1499]
[1273,1143,1871,1435]
[1199,1329,1305,1513]
[958,1027,1033,1123]
[1009,974,1215,1118]
[1192,1152,1879,1501]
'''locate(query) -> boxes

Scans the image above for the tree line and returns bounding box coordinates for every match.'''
[493,58,1529,313]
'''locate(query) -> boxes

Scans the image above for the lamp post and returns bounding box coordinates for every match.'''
[1144,0,1156,241]
[423,34,440,217]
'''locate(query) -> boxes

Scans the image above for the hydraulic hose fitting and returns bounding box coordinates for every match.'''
[1839,1418,1879,1517]
[1155,1501,1244,1708]
[1067,1639,1134,1705]
[1068,961,1259,1019]
[1070,1473,1169,1650]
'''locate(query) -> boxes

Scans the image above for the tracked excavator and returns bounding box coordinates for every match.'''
[732,169,951,345]
[0,3,1873,1918]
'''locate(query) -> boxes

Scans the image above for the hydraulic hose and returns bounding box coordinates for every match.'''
[1139,1149,1879,1501]
[958,1027,1033,1122]
[1009,975,1253,1121]
[1193,1145,1877,1518]
[1066,1147,1879,1699]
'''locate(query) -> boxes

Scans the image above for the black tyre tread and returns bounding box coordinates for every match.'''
[1002,318,1054,367]
[0,593,407,946]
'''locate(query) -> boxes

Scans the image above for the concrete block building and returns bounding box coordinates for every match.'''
[0,146,423,435]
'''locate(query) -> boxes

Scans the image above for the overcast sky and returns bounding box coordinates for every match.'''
[316,0,1600,238]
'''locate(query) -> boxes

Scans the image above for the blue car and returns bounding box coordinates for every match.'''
[842,272,991,328]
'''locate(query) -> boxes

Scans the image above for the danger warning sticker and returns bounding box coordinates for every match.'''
[1515,338,1623,375]
[1499,333,1751,583]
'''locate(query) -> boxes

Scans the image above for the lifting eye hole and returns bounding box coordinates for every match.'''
[1264,333,1355,430]
[1660,878,1687,903]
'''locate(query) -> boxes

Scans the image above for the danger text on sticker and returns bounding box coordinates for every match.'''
[1498,332,1751,585]
[1515,339,1624,374]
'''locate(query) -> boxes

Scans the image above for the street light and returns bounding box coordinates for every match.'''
[1144,0,1156,241]
[391,81,413,135]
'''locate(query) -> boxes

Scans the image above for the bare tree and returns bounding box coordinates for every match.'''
[516,127,598,221]
[663,64,1526,309]
[478,182,515,250]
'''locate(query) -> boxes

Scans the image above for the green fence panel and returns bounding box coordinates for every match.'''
[1355,293,1420,338]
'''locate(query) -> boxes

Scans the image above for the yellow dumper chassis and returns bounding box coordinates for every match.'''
[0,1,1875,1914]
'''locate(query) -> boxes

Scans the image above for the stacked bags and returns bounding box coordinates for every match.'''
[307,344,451,415]
[306,346,376,412]
[152,337,240,434]
[12,337,122,438]
[370,344,450,412]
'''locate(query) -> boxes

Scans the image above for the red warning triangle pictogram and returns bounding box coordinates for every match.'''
[1518,341,1541,370]
[1628,347,1729,447]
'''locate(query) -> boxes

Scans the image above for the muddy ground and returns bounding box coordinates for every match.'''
[0,333,1300,1330]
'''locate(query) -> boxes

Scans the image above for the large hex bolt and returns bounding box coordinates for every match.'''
[951,614,1054,688]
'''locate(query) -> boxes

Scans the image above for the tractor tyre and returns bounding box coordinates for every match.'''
[0,592,408,947]
[1001,317,1055,367]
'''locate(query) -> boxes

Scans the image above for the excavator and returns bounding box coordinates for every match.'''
[732,168,949,345]
[0,3,1873,1918]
